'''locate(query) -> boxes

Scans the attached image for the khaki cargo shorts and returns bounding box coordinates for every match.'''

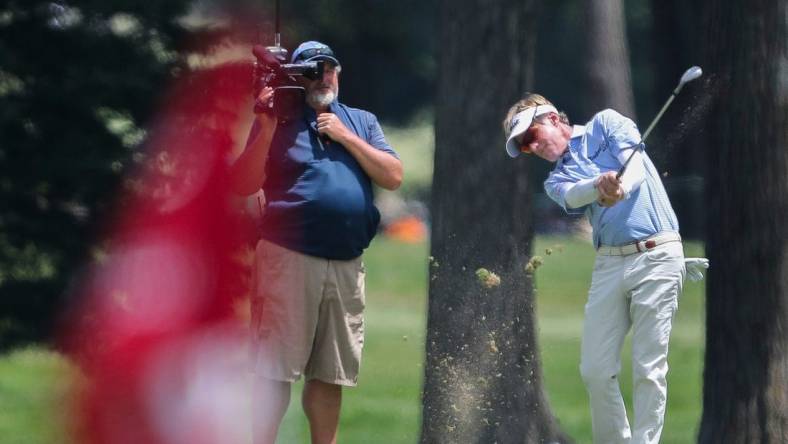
[250,238,366,386]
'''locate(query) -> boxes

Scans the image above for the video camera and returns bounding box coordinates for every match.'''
[252,44,324,121]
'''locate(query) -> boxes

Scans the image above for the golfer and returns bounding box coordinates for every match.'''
[502,93,705,443]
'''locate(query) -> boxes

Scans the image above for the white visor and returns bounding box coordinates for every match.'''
[505,105,557,158]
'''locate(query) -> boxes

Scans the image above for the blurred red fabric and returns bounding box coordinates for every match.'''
[64,61,259,444]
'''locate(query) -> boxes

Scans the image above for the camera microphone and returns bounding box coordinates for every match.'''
[252,45,283,67]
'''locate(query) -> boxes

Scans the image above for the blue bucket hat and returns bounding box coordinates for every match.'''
[291,41,341,67]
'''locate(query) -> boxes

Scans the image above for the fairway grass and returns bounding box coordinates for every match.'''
[0,235,706,443]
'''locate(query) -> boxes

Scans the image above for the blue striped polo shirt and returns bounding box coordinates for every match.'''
[544,109,679,247]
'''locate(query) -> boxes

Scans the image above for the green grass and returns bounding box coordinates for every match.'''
[277,235,706,443]
[533,236,706,443]
[276,238,429,444]
[0,235,706,443]
[0,348,78,444]
[381,118,434,198]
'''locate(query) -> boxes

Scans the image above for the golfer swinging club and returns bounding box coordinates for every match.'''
[502,94,708,443]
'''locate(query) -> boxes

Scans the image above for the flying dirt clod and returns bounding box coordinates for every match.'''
[475,268,501,289]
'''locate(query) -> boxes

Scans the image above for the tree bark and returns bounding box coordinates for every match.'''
[698,0,788,442]
[420,1,571,443]
[648,0,709,239]
[582,0,636,118]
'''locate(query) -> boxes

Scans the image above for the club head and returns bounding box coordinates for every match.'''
[679,66,703,87]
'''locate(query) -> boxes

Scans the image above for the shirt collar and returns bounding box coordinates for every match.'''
[557,125,586,163]
[304,99,339,121]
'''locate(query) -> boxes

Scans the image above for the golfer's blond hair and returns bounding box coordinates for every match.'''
[502,93,570,137]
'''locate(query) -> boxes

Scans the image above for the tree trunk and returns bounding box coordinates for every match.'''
[420,1,571,443]
[648,0,709,239]
[649,0,689,111]
[698,0,788,442]
[582,0,636,118]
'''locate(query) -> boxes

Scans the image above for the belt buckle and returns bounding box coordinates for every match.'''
[645,239,657,249]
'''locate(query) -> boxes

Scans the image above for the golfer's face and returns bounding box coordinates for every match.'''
[517,115,566,162]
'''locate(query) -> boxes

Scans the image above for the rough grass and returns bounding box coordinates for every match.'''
[0,235,706,443]
[381,118,434,199]
[0,347,79,444]
[534,235,706,443]
[277,235,706,443]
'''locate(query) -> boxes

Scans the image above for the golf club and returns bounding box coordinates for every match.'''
[617,66,703,179]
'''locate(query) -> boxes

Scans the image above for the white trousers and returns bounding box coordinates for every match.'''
[580,241,685,444]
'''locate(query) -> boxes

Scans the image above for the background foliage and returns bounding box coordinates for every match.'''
[2,1,781,441]
[2,0,706,370]
[1,0,195,347]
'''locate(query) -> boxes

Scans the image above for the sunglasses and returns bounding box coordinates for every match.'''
[516,124,540,154]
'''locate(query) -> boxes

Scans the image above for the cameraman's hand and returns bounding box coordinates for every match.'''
[254,87,277,126]
[317,113,351,144]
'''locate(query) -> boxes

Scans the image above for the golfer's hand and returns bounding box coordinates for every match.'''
[684,257,709,282]
[596,172,625,207]
[317,113,351,143]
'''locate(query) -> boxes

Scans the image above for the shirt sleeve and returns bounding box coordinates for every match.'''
[365,112,399,159]
[544,172,589,215]
[599,109,641,155]
[599,110,647,196]
[564,177,600,208]
[617,148,646,197]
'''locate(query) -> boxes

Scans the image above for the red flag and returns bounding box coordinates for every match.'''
[65,60,260,444]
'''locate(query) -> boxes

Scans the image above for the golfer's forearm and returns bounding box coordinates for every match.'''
[565,178,600,208]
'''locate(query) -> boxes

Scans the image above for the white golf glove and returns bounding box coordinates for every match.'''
[684,257,709,282]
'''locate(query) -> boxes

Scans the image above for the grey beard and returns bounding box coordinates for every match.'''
[307,89,336,109]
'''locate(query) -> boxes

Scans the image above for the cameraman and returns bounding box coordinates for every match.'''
[231,41,402,444]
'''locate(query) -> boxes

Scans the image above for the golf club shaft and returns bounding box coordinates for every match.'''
[616,85,681,180]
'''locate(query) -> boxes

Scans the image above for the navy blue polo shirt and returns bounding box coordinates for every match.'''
[254,100,397,260]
